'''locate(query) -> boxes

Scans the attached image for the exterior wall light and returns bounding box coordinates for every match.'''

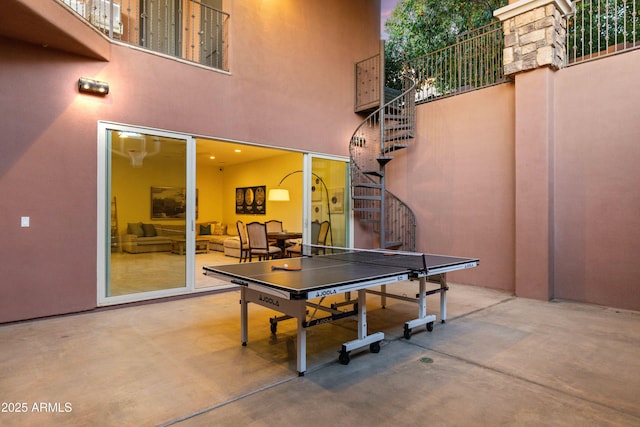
[78,77,109,95]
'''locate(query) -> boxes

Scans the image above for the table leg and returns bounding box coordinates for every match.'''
[418,276,427,319]
[357,288,367,340]
[339,289,384,364]
[439,273,447,323]
[403,276,437,339]
[240,287,248,345]
[297,312,306,376]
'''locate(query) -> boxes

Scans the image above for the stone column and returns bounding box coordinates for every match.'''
[493,0,572,301]
[496,0,572,76]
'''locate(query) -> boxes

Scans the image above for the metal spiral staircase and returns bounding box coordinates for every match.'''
[350,75,417,251]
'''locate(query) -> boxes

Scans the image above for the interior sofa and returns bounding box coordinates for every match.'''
[196,222,236,252]
[121,221,235,254]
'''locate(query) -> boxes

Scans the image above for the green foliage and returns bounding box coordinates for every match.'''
[384,0,507,88]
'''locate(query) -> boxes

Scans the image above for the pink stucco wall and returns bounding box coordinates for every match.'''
[0,0,380,323]
[554,50,640,310]
[387,49,640,312]
[513,68,555,301]
[388,84,516,292]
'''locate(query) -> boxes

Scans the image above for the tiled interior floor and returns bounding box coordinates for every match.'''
[109,250,238,296]
[1,281,639,426]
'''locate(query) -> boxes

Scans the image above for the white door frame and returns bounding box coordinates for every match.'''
[304,153,353,249]
[97,121,196,306]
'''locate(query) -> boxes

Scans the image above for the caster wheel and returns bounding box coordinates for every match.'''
[338,350,351,365]
[370,341,381,353]
[427,322,434,332]
[403,326,412,339]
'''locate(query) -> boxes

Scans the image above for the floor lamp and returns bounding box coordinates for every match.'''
[268,170,333,246]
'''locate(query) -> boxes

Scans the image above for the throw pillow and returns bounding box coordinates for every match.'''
[213,223,227,235]
[142,223,157,237]
[200,224,212,235]
[127,222,145,237]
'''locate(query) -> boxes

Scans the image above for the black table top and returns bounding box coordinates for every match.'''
[204,250,479,297]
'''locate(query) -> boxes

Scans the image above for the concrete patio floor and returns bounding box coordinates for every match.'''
[1,282,639,426]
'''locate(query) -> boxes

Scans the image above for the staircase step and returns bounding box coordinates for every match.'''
[385,105,404,115]
[385,123,412,131]
[384,113,408,121]
[363,170,383,177]
[377,156,393,167]
[383,144,408,153]
[352,195,382,201]
[353,182,382,189]
[384,132,413,143]
[384,242,403,250]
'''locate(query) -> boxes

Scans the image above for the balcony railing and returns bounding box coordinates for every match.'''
[354,55,382,113]
[60,0,229,71]
[566,0,640,66]
[404,21,506,104]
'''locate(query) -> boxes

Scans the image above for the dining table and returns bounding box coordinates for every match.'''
[267,231,303,253]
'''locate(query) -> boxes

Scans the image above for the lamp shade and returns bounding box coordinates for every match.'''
[268,188,290,201]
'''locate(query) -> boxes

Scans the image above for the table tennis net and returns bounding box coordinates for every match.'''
[302,245,427,270]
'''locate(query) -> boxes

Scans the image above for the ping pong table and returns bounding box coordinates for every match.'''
[203,246,479,375]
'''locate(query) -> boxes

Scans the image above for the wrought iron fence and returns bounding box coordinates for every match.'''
[404,21,506,104]
[60,0,229,71]
[566,0,640,65]
[354,55,382,112]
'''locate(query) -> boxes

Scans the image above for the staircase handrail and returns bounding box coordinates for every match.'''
[350,74,418,252]
[349,74,417,182]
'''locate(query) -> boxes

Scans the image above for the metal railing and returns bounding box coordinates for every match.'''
[350,75,417,251]
[404,21,506,104]
[355,55,382,112]
[59,0,229,71]
[566,0,640,65]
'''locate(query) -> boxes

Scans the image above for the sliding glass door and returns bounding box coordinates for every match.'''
[308,155,350,249]
[98,124,196,304]
[97,126,351,304]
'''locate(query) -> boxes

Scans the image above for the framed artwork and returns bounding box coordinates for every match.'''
[329,188,344,213]
[150,186,198,219]
[311,177,322,202]
[312,202,324,221]
[236,185,266,214]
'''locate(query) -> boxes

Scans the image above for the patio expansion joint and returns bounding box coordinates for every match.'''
[397,298,640,422]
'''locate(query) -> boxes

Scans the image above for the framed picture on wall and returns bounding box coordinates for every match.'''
[311,202,324,221]
[329,188,344,213]
[311,177,322,202]
[150,186,198,219]
[236,185,266,214]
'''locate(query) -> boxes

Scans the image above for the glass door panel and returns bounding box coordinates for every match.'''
[107,129,188,298]
[310,156,349,249]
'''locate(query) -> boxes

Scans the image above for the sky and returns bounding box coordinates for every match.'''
[381,0,401,39]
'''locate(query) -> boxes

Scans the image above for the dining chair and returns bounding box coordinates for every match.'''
[317,221,330,243]
[265,219,283,246]
[236,220,250,263]
[285,220,325,257]
[265,220,283,233]
[246,222,282,261]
